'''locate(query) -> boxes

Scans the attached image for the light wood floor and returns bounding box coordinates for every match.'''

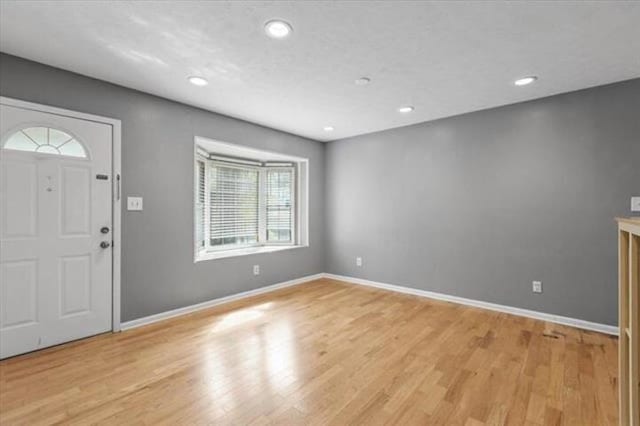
[0,278,618,425]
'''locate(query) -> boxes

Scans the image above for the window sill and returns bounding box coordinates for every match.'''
[195,245,307,262]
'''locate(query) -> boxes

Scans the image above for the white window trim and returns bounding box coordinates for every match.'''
[193,136,309,262]
[197,244,306,261]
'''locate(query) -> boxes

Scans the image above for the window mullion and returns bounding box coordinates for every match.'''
[204,160,212,251]
[291,165,297,245]
[194,158,199,256]
[258,167,267,245]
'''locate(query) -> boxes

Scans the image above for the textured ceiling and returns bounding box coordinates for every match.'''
[1,1,639,142]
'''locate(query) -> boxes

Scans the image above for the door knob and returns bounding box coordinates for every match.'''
[100,241,111,249]
[100,226,110,234]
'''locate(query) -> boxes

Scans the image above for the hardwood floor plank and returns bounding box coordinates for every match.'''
[0,279,618,425]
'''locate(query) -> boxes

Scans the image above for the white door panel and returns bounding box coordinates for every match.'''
[0,104,112,359]
[60,165,92,236]
[0,260,38,328]
[59,254,92,317]
[1,159,38,239]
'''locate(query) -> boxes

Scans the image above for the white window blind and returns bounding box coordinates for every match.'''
[195,150,301,260]
[266,168,294,242]
[209,163,259,249]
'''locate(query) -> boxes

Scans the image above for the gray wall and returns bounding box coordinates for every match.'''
[326,78,640,326]
[0,53,326,322]
[2,53,638,327]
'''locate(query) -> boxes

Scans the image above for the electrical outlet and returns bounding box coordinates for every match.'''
[532,281,543,294]
[253,265,260,276]
[631,196,640,212]
[356,257,363,267]
[127,196,143,211]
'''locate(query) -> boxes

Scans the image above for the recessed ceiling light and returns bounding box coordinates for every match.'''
[265,20,293,39]
[323,126,334,132]
[188,76,208,86]
[355,77,371,86]
[398,106,414,113]
[514,76,537,86]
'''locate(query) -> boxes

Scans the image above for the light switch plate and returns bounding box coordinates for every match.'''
[127,197,143,211]
[631,196,640,212]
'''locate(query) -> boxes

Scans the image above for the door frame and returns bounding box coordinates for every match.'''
[0,96,123,332]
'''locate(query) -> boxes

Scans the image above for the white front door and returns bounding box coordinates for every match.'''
[0,104,113,359]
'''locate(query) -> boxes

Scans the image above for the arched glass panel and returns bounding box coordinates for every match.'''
[3,127,87,158]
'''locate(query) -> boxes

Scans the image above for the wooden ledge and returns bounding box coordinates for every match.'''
[617,217,640,235]
[617,217,640,225]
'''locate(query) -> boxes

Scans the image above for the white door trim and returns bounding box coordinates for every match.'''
[0,96,122,332]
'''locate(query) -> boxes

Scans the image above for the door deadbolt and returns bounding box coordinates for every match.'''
[100,241,111,249]
[100,226,110,234]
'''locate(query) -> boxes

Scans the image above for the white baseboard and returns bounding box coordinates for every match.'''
[323,273,618,336]
[120,273,325,331]
[120,272,618,336]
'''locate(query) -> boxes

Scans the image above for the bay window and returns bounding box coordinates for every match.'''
[194,137,308,261]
